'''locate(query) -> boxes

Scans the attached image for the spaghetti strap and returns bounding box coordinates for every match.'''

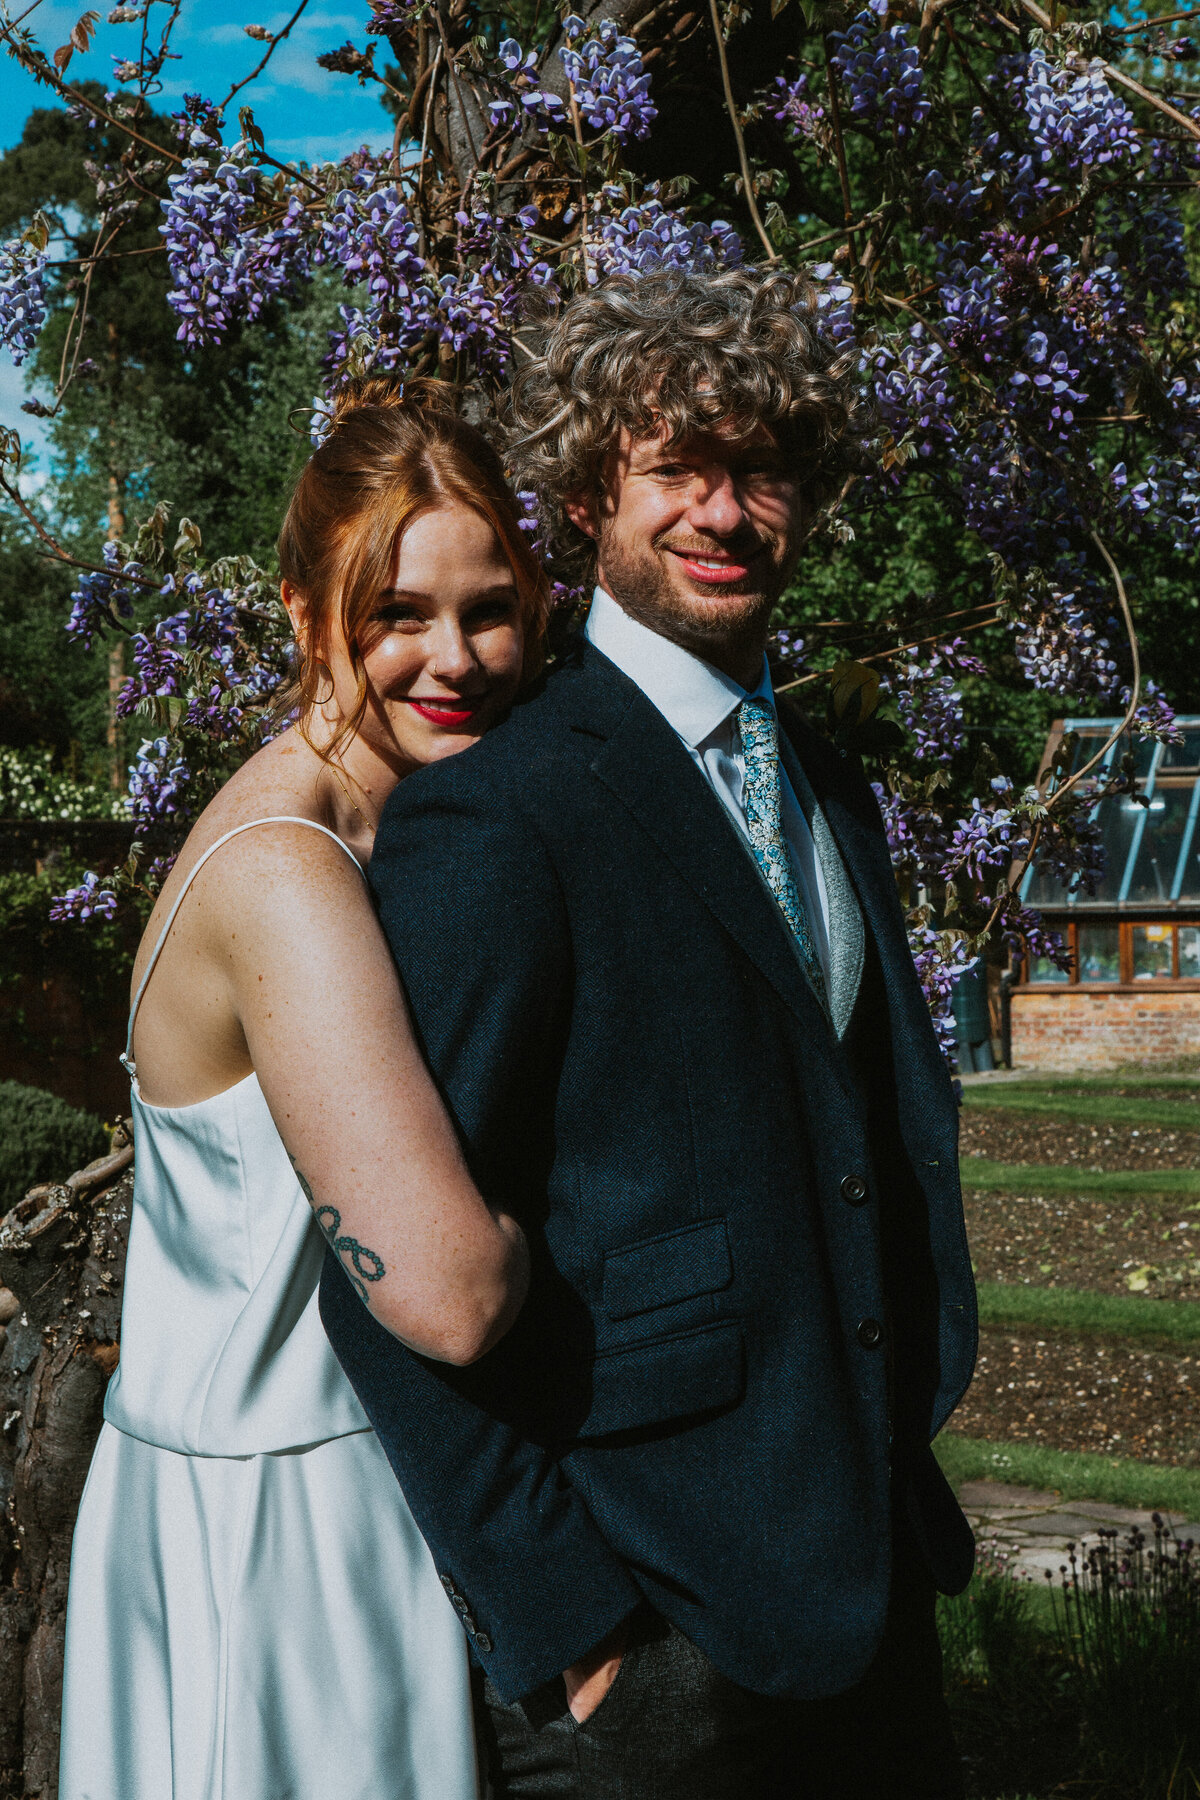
[122,817,364,1075]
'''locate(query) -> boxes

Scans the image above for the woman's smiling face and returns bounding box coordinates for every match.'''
[325,499,525,775]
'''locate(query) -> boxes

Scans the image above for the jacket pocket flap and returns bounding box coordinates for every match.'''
[575,1321,744,1438]
[602,1217,732,1320]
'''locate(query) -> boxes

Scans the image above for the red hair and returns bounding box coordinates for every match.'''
[278,377,549,758]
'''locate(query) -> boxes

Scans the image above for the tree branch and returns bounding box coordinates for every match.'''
[707,0,776,261]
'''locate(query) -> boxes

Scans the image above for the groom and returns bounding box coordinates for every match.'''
[321,266,977,1797]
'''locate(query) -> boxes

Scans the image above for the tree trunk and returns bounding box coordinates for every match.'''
[0,1131,132,1800]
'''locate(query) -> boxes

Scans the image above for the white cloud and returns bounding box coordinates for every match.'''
[273,128,392,160]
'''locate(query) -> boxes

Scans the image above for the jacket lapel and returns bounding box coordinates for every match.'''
[576,649,828,1031]
[778,699,955,1109]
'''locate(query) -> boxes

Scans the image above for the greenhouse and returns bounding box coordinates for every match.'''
[1014,719,1200,1069]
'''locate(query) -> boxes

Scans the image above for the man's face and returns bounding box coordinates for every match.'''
[567,420,811,685]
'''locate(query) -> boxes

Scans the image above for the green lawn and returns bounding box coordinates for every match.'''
[960,1158,1200,1197]
[962,1085,1200,1133]
[976,1280,1200,1346]
[935,1433,1200,1518]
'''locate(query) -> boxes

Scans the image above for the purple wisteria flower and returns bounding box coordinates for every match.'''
[127,736,190,826]
[770,74,827,143]
[560,15,657,144]
[487,39,569,135]
[365,0,425,34]
[591,186,741,280]
[0,235,48,366]
[49,872,120,923]
[161,146,311,345]
[1024,52,1139,172]
[67,544,139,649]
[830,1,930,144]
[892,642,985,764]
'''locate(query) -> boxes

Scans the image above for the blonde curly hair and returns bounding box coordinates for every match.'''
[506,265,872,584]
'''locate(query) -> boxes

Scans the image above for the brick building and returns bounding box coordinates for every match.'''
[1012,717,1200,1072]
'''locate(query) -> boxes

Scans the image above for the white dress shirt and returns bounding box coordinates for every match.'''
[585,587,832,989]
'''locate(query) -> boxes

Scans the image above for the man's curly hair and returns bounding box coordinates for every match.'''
[506,265,873,585]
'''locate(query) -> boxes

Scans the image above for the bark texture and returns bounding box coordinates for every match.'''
[0,1129,132,1800]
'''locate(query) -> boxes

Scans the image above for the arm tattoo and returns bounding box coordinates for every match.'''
[289,1157,386,1305]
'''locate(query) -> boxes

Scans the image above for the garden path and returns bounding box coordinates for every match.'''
[960,1479,1200,1580]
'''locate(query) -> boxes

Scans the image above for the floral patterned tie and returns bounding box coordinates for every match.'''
[737,698,829,1013]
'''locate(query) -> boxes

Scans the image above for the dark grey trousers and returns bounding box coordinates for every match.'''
[475,1535,964,1800]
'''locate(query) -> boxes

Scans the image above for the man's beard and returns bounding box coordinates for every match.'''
[595,522,785,670]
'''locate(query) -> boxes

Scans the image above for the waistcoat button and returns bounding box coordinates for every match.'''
[857,1317,883,1349]
[840,1173,868,1206]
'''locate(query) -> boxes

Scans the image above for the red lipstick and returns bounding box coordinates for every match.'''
[407,698,480,726]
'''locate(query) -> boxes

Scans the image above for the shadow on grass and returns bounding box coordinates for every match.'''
[941,1526,1200,1799]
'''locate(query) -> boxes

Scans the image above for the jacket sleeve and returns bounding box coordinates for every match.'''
[318,759,642,1702]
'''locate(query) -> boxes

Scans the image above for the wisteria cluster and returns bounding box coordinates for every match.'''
[0,234,48,367]
[560,15,657,144]
[66,541,139,649]
[161,147,309,346]
[770,74,827,146]
[10,0,1200,1068]
[49,871,120,923]
[891,642,985,766]
[590,187,742,281]
[829,0,930,144]
[1023,52,1139,173]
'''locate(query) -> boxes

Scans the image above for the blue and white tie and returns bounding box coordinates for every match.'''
[738,698,829,1013]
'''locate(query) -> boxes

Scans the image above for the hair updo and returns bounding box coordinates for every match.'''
[278,377,550,755]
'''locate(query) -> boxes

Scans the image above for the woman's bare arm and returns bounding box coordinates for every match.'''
[208,826,529,1365]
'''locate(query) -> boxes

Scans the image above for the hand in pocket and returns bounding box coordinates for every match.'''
[563,1618,631,1722]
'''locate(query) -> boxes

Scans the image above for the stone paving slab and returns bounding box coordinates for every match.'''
[958,1478,1200,1579]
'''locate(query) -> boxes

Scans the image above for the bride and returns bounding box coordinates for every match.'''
[59,379,546,1800]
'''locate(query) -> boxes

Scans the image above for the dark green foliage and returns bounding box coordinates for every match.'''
[0,510,107,759]
[0,1079,107,1212]
[1054,1521,1200,1798]
[940,1543,1077,1799]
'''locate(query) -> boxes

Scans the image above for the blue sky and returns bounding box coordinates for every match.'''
[0,2,395,162]
[1,3,395,470]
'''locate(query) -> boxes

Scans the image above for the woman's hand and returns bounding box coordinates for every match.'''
[218,825,530,1364]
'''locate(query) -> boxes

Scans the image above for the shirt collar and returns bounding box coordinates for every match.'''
[585,587,774,748]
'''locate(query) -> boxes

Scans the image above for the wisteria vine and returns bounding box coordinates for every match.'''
[2,0,1198,1063]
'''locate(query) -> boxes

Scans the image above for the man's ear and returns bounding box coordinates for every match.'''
[563,493,598,540]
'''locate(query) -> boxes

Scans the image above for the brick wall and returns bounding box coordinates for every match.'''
[1011,988,1200,1071]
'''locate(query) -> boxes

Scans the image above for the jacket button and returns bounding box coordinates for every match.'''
[840,1174,868,1206]
[857,1317,883,1348]
[473,1631,493,1654]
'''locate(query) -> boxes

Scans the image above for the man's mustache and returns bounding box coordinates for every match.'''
[654,533,774,560]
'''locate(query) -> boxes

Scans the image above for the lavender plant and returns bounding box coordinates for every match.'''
[1,0,1198,1056]
[1052,1519,1200,1797]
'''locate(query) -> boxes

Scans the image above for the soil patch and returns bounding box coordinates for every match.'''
[959,1108,1200,1171]
[951,1328,1200,1466]
[965,1187,1200,1300]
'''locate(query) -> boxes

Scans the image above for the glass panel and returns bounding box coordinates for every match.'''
[1160,730,1200,772]
[1125,786,1195,903]
[1089,791,1144,903]
[1058,727,1111,780]
[1132,923,1174,979]
[1029,953,1070,983]
[1180,926,1200,981]
[1078,924,1120,982]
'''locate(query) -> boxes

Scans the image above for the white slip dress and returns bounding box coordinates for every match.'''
[58,818,479,1800]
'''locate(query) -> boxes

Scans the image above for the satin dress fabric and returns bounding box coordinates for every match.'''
[58,818,479,1800]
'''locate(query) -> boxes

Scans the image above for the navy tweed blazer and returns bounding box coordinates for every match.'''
[320,639,977,1704]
